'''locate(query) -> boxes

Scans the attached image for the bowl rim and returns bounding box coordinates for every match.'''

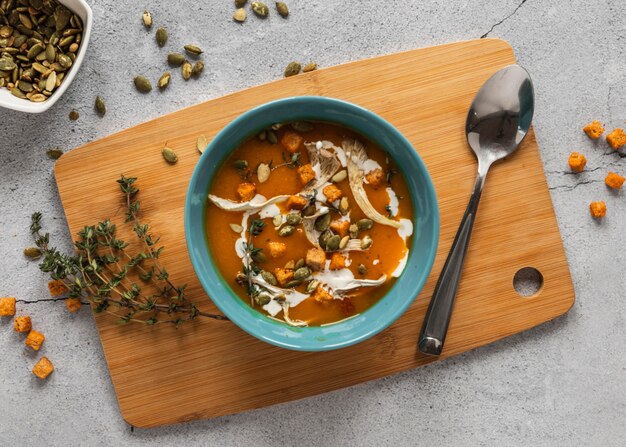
[0,0,93,114]
[185,96,439,351]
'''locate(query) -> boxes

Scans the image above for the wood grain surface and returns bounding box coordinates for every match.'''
[54,39,574,428]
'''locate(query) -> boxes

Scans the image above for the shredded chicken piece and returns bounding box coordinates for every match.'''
[208,194,289,212]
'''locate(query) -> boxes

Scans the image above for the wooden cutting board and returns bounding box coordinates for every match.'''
[54,38,574,428]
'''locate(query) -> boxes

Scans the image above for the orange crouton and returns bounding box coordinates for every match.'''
[322,184,343,203]
[330,220,350,238]
[606,128,626,150]
[329,252,347,270]
[286,194,308,210]
[25,330,45,351]
[0,297,16,316]
[605,172,625,189]
[296,163,316,185]
[365,168,385,187]
[568,152,586,173]
[267,241,287,259]
[237,182,257,201]
[589,201,606,218]
[305,247,326,271]
[274,268,294,286]
[47,279,68,297]
[14,316,32,333]
[280,131,304,153]
[32,356,54,380]
[583,120,604,139]
[65,298,82,313]
[311,285,333,302]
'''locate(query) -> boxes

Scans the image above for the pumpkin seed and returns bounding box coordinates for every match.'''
[255,293,271,306]
[167,52,185,66]
[261,270,277,286]
[276,2,289,17]
[266,128,278,144]
[233,8,247,22]
[44,43,55,62]
[332,169,347,183]
[284,279,302,289]
[358,264,367,275]
[68,42,79,53]
[251,1,269,17]
[57,53,71,69]
[26,42,43,59]
[229,223,243,233]
[46,147,63,160]
[284,61,300,77]
[184,44,203,56]
[325,234,341,252]
[361,235,373,250]
[314,213,330,231]
[257,162,271,183]
[0,58,16,70]
[278,225,295,237]
[339,196,350,214]
[157,71,171,89]
[95,95,106,116]
[182,60,192,80]
[294,267,311,281]
[356,218,374,230]
[142,10,152,29]
[339,235,349,249]
[303,62,317,73]
[272,215,282,227]
[46,71,58,91]
[257,129,266,141]
[192,60,204,77]
[68,109,79,121]
[251,251,266,263]
[196,134,207,154]
[30,93,46,102]
[294,258,305,270]
[23,247,42,259]
[305,280,319,294]
[285,213,301,225]
[318,229,332,247]
[233,159,248,170]
[155,27,168,47]
[284,260,295,269]
[290,121,314,132]
[162,145,178,164]
[134,76,152,93]
[17,80,32,92]
[302,204,316,217]
[235,0,248,7]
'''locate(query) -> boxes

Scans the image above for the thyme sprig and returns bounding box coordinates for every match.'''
[272,151,301,170]
[30,176,228,326]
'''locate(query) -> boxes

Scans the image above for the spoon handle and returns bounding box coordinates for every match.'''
[418,172,485,356]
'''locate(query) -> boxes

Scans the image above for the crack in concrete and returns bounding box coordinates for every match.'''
[481,0,529,38]
[548,179,603,192]
[16,297,89,306]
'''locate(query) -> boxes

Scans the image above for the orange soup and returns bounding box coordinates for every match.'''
[206,121,414,326]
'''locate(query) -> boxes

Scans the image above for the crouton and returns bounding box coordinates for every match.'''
[583,120,604,139]
[311,285,333,302]
[25,330,45,351]
[296,163,316,185]
[322,184,343,203]
[65,298,82,313]
[365,168,385,187]
[280,131,304,153]
[47,279,68,297]
[330,220,350,238]
[0,297,16,316]
[589,201,606,218]
[568,152,586,173]
[267,241,287,259]
[274,268,294,286]
[236,182,256,201]
[286,194,308,210]
[305,247,326,271]
[32,357,54,380]
[14,316,32,333]
[605,172,625,189]
[329,252,347,270]
[606,128,626,150]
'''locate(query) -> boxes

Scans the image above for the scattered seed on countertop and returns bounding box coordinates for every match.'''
[284,61,301,77]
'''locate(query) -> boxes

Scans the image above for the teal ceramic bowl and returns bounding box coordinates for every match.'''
[185,96,439,351]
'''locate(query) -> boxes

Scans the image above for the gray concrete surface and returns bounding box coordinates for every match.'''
[1,0,625,445]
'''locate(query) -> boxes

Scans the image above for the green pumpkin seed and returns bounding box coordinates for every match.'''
[46,148,63,160]
[68,42,79,53]
[45,71,57,91]
[294,267,311,281]
[229,223,243,233]
[95,95,106,116]
[255,293,271,306]
[19,13,33,30]
[233,8,247,22]
[17,80,32,92]
[167,52,185,66]
[361,235,373,250]
[233,159,248,170]
[184,44,203,56]
[314,213,330,232]
[23,247,42,259]
[306,280,320,293]
[251,1,269,17]
[284,61,300,77]
[290,121,314,132]
[26,42,43,59]
[285,213,301,225]
[0,58,16,70]
[325,234,341,252]
[276,2,289,17]
[266,128,278,144]
[279,225,295,237]
[302,205,316,217]
[196,134,207,154]
[251,251,266,263]
[339,196,350,214]
[142,10,152,29]
[272,215,282,227]
[0,25,12,38]
[339,235,349,249]
[358,264,367,275]
[303,62,317,73]
[284,279,302,289]
[257,163,271,183]
[134,76,152,93]
[318,229,332,247]
[57,53,72,68]
[158,71,171,89]
[162,145,178,164]
[44,43,55,62]
[68,109,79,121]
[182,60,192,80]
[356,218,374,230]
[261,270,277,286]
[155,27,168,47]
[235,0,248,7]
[30,93,46,102]
[192,60,204,77]
[332,169,347,183]
[54,6,72,31]
[294,258,305,270]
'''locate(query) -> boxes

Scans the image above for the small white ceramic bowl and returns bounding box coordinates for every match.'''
[0,0,92,113]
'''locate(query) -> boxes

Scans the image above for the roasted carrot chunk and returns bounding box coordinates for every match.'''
[606,128,626,150]
[568,152,586,173]
[329,252,347,270]
[589,201,606,218]
[583,120,604,139]
[605,172,625,189]
[237,182,256,201]
[280,131,304,153]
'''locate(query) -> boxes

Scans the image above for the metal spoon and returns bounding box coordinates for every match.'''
[418,65,535,356]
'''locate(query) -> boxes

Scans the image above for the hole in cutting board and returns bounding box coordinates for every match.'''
[513,267,543,297]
